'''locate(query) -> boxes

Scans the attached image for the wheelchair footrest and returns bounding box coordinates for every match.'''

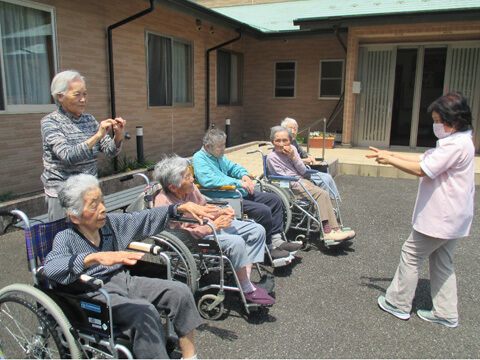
[270,255,294,268]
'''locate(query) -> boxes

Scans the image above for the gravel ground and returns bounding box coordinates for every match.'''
[1,174,478,358]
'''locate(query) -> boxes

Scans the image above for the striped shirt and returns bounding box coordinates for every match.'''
[44,206,174,285]
[41,107,121,196]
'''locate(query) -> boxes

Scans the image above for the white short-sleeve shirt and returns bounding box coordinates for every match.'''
[413,130,475,239]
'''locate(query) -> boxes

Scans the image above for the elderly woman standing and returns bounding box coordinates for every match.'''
[267,126,355,243]
[41,70,126,221]
[367,93,475,328]
[154,155,274,306]
[44,174,212,359]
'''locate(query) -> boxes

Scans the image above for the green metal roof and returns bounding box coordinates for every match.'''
[209,0,480,32]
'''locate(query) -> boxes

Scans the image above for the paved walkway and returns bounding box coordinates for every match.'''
[224,142,480,184]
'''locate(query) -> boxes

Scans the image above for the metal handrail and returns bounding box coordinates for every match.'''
[296,117,327,159]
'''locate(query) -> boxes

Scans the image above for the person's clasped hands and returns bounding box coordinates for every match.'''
[98,117,127,138]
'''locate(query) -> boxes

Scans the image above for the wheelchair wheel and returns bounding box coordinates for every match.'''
[148,231,199,294]
[261,183,292,233]
[0,284,82,359]
[197,294,224,320]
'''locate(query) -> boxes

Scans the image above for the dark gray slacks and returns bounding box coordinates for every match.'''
[86,270,203,359]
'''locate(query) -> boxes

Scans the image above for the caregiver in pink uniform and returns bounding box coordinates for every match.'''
[366,92,475,328]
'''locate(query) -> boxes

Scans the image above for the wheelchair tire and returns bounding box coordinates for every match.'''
[261,182,292,233]
[197,294,224,320]
[148,231,199,294]
[0,283,82,359]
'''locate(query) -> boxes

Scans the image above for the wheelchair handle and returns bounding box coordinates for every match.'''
[119,172,150,186]
[119,174,134,182]
[247,149,264,156]
[0,209,29,228]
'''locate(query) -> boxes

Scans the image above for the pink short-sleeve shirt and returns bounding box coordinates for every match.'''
[413,130,475,239]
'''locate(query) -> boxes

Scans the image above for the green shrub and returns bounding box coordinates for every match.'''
[0,192,18,202]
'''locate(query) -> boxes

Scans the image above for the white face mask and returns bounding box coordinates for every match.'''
[433,123,451,139]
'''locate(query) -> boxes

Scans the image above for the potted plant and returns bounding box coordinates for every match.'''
[309,131,336,149]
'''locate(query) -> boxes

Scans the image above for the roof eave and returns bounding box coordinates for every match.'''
[294,9,480,30]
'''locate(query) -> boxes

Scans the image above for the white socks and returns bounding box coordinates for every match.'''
[240,278,255,293]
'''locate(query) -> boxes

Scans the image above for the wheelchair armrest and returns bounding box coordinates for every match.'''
[206,200,229,206]
[170,217,203,225]
[196,184,237,191]
[128,241,162,255]
[304,169,317,175]
[36,266,104,292]
[79,274,104,290]
[35,266,51,282]
[269,174,299,182]
[170,218,217,235]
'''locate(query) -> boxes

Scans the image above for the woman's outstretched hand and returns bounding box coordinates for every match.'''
[366,146,393,165]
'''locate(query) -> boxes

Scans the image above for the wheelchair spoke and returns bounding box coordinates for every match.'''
[0,295,65,359]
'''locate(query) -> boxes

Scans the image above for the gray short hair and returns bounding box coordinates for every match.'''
[270,126,293,142]
[58,174,100,217]
[203,128,226,147]
[281,117,298,130]
[51,70,85,107]
[153,155,189,191]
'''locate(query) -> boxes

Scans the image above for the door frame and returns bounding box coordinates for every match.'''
[355,40,480,149]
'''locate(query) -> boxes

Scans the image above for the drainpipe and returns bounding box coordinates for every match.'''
[333,25,347,53]
[107,0,156,119]
[326,25,347,133]
[107,0,155,170]
[205,29,242,131]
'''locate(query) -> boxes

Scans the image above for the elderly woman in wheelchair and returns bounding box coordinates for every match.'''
[281,117,341,201]
[266,126,356,244]
[153,155,275,307]
[44,174,207,359]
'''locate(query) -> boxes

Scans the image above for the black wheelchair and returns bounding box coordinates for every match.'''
[0,209,177,359]
[123,173,275,320]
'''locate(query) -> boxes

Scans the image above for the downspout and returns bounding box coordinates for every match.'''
[107,0,156,119]
[326,25,347,130]
[205,29,242,131]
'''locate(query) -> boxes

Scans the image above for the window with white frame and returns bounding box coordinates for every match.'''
[146,31,193,107]
[319,59,345,99]
[0,0,57,112]
[217,50,243,106]
[274,61,296,98]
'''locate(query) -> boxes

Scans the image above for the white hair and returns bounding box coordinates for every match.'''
[58,174,100,217]
[281,117,298,130]
[51,70,85,107]
[203,128,226,147]
[270,125,293,142]
[153,155,189,192]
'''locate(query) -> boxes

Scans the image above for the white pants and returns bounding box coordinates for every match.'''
[386,229,459,319]
[45,195,66,222]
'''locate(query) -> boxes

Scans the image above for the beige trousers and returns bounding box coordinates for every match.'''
[386,230,459,319]
[291,179,339,228]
